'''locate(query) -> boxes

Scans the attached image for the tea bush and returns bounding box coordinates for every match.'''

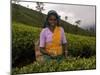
[12,22,96,68]
[12,56,96,74]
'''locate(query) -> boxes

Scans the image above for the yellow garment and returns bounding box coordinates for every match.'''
[45,26,62,56]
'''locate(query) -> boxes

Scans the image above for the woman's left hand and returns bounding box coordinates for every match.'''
[64,50,68,58]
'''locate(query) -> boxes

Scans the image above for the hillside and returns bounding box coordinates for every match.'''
[12,3,95,36]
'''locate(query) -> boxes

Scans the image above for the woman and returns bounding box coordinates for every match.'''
[39,10,68,63]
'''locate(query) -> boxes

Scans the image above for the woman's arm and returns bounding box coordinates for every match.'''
[62,43,68,58]
[40,47,56,57]
[61,27,68,58]
[40,47,49,55]
[39,29,48,55]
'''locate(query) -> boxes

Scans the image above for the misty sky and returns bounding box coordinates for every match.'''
[12,0,96,28]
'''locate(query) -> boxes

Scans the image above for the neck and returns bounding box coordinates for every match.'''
[49,25,56,32]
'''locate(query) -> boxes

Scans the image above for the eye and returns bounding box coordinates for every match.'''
[49,19,57,21]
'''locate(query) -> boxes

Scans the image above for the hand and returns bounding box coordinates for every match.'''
[64,55,67,59]
[64,50,68,58]
[47,51,57,58]
[50,53,56,57]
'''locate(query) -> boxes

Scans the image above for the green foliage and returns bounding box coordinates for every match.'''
[67,33,96,57]
[12,22,41,67]
[12,56,96,74]
[12,3,96,75]
[12,3,46,28]
[12,3,95,36]
[12,22,96,68]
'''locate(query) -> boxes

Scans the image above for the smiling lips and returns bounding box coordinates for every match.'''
[51,23,55,26]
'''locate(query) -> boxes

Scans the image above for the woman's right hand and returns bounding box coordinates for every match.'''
[47,51,57,58]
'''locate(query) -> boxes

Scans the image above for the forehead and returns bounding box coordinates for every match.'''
[48,15,57,19]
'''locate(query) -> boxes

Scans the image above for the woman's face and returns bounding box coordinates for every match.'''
[48,15,57,27]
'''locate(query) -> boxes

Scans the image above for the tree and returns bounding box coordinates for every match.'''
[75,20,81,34]
[75,20,81,27]
[27,5,29,8]
[35,2,45,27]
[65,16,68,21]
[35,2,45,13]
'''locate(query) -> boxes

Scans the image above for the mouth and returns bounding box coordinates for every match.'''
[51,23,55,26]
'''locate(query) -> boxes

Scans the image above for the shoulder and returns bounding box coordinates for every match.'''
[59,26,64,32]
[40,27,48,34]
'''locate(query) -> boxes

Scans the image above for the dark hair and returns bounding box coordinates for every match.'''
[43,10,60,28]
